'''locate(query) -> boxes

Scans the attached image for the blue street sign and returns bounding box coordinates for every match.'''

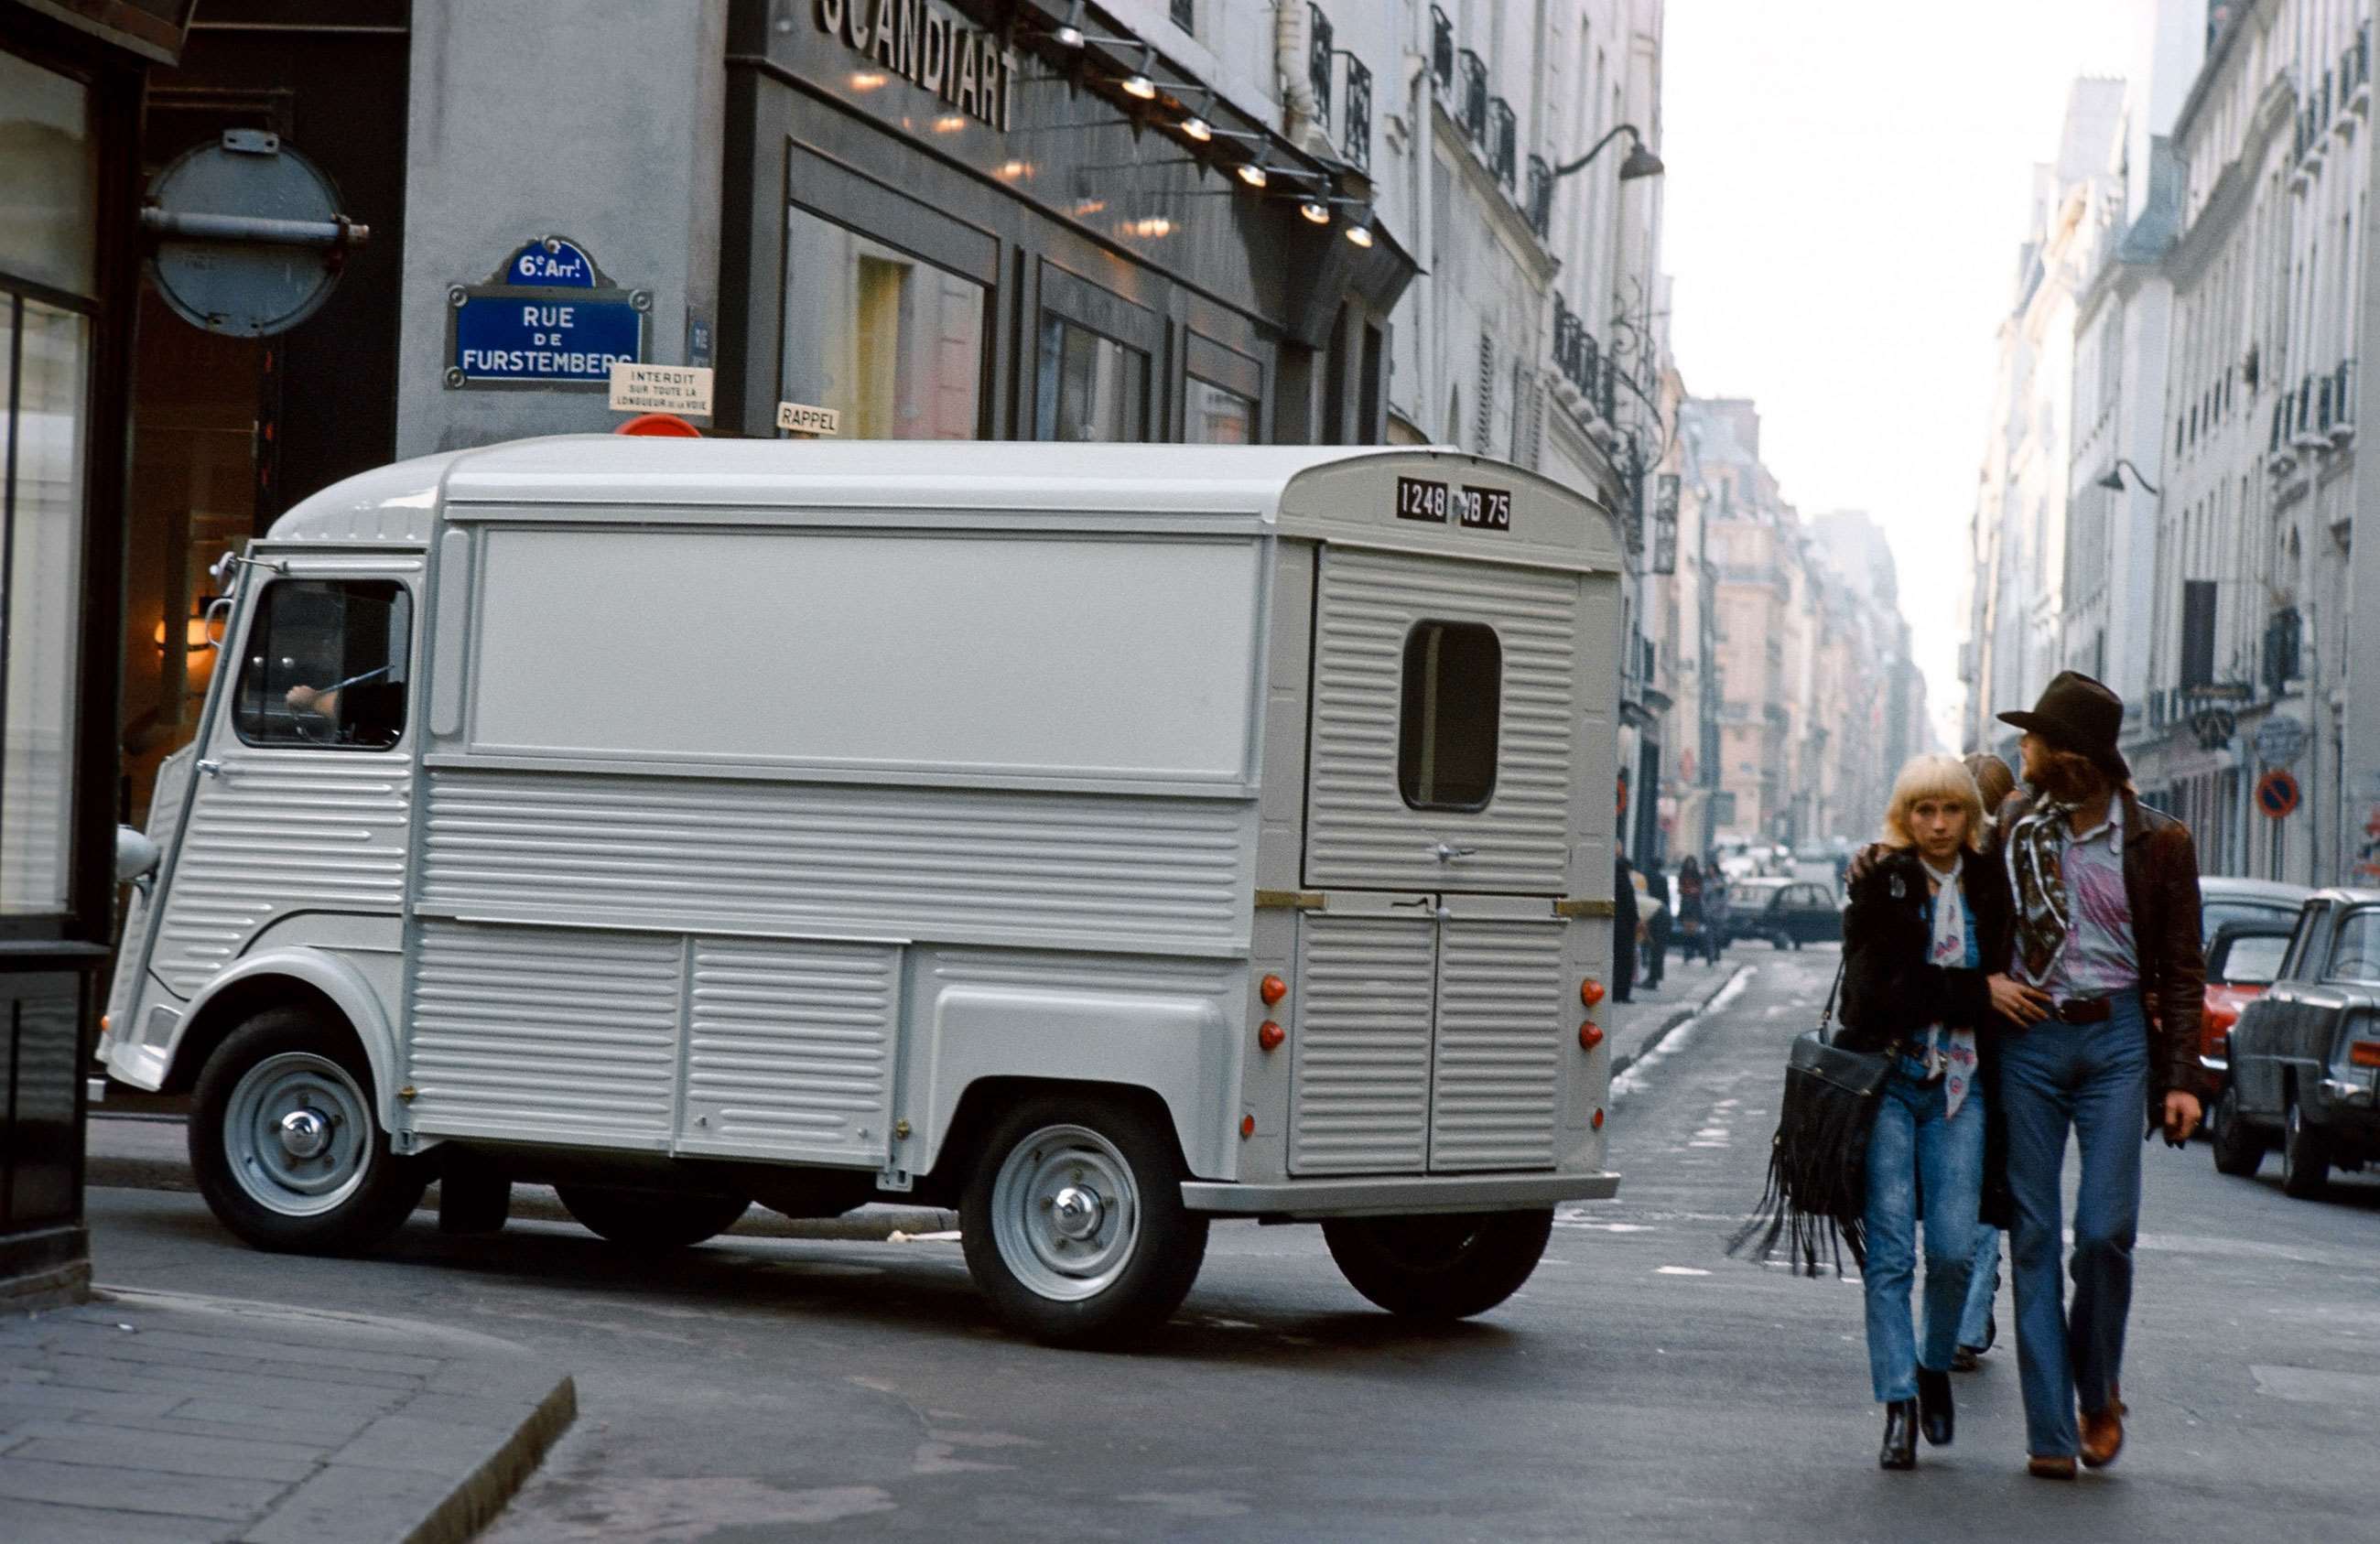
[446,236,646,388]
[503,238,598,287]
[452,293,643,383]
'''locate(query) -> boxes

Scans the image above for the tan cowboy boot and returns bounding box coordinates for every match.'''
[2080,1384,2126,1469]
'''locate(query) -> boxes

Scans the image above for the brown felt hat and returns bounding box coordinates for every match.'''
[1998,670,2132,783]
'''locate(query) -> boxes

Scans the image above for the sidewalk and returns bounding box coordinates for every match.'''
[1605,955,1750,1078]
[85,1116,962,1240]
[1,1288,573,1544]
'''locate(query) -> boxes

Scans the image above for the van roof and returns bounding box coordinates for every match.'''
[268,437,1470,541]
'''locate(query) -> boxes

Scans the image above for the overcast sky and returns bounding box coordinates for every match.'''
[1661,0,2158,748]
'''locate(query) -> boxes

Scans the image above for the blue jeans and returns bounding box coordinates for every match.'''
[1959,1226,2001,1349]
[1862,1060,1985,1402]
[1999,994,2149,1457]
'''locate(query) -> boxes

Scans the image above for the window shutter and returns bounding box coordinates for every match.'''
[1474,332,1496,454]
[2179,578,2217,689]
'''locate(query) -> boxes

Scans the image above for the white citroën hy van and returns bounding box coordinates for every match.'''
[101,438,1626,1344]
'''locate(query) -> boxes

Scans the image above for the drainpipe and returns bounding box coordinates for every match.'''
[1411,0,1435,438]
[1276,1,1324,153]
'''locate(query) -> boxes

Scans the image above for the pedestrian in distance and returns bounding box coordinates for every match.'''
[1612,849,1638,1005]
[1990,672,2209,1480]
[1838,753,2039,1471]
[1638,861,1671,990]
[1678,856,1716,966]
[1953,750,2020,1372]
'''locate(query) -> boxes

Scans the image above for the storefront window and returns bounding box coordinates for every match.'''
[782,207,986,439]
[1185,377,1255,444]
[0,52,97,297]
[1,297,90,917]
[1036,318,1146,442]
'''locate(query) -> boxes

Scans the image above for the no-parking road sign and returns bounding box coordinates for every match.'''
[2256,769,2301,819]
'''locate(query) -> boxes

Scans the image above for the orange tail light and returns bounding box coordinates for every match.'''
[1260,974,1288,1006]
[1581,978,1606,1007]
[1579,1022,1604,1052]
[1258,1020,1285,1052]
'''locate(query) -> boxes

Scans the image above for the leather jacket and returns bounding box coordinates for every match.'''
[1838,845,2015,1229]
[1994,789,2209,1107]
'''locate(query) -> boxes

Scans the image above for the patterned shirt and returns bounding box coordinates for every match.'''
[2010,813,2138,997]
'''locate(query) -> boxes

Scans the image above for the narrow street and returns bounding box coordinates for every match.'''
[76,946,2380,1542]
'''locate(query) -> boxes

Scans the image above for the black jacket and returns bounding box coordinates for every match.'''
[1839,845,2016,1229]
[1839,847,2014,1050]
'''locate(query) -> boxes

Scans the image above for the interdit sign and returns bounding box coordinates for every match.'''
[814,0,1016,133]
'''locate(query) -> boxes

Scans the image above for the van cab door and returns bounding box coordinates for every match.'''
[143,553,421,1001]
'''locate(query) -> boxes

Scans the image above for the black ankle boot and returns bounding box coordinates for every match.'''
[1917,1369,1954,1446]
[1880,1398,1918,1469]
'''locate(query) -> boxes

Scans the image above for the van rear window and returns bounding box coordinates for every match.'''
[1397,620,1500,811]
[233,579,412,750]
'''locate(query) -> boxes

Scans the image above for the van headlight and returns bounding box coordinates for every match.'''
[114,826,161,885]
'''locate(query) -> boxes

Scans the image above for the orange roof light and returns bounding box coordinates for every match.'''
[1258,1020,1285,1052]
[1579,1022,1605,1052]
[1239,1114,1257,1139]
[1581,978,1606,1007]
[1260,974,1288,1006]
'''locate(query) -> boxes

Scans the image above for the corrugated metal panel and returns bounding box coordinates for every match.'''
[1304,547,1578,893]
[1288,913,1435,1175]
[1430,920,1564,1171]
[150,755,412,996]
[682,938,898,1163]
[417,770,1246,951]
[406,922,681,1143]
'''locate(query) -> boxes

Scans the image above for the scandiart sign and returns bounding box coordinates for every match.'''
[814,0,1016,133]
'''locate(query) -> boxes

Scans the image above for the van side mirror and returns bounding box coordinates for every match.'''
[114,826,162,887]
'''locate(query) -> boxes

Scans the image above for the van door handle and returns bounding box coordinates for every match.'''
[196,759,223,778]
[1433,843,1478,862]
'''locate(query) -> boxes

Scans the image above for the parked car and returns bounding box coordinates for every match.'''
[2210,888,2380,1197]
[2196,919,2295,1140]
[2197,876,2314,948]
[1742,879,1842,950]
[1721,876,1788,949]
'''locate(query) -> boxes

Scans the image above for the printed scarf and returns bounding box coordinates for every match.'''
[1920,857,1978,1119]
[2008,795,2076,980]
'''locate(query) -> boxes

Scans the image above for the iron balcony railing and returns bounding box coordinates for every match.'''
[1342,54,1372,174]
[1457,49,1488,141]
[1488,96,1517,188]
[1526,154,1552,236]
[1430,5,1453,92]
[1308,5,1334,129]
[1551,294,1604,411]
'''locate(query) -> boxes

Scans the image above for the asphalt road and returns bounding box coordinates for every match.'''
[81,946,2380,1542]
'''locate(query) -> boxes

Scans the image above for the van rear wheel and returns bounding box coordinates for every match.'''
[1322,1208,1553,1321]
[189,1009,427,1255]
[557,1185,750,1249]
[960,1096,1207,1347]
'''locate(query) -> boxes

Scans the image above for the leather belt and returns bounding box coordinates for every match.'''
[2051,997,2114,1025]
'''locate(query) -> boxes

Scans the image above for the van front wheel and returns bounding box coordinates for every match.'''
[960,1096,1208,1346]
[189,1009,427,1255]
[1322,1208,1553,1320]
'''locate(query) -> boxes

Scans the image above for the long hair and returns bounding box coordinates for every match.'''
[1879,754,1985,853]
[2028,744,2111,805]
[1963,752,2017,824]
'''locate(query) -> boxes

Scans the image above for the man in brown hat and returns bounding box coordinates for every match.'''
[1991,670,2209,1479]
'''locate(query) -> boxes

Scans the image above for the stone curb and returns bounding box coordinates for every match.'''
[1608,963,1754,1081]
[398,1373,576,1544]
[87,1136,961,1242]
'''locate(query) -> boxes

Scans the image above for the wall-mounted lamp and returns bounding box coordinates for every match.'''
[1120,44,1158,100]
[1179,86,1216,141]
[1299,197,1332,224]
[1237,153,1271,189]
[2095,458,2160,495]
[1050,0,1086,48]
[1552,123,1666,182]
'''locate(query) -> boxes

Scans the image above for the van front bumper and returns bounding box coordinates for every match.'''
[1180,1171,1619,1220]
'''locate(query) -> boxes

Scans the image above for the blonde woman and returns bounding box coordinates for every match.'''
[1837,755,2040,1469]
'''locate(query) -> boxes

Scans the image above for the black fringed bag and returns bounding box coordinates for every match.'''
[1726,962,1890,1276]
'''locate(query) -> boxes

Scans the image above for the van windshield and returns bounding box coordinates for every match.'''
[232,579,412,750]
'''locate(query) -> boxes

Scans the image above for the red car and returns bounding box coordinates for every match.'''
[2199,920,2296,1090]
